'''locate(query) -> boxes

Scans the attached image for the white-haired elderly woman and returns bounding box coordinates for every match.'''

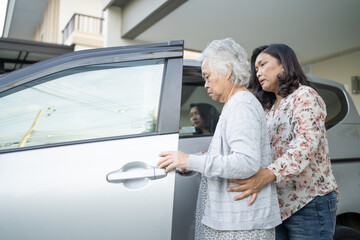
[158,38,281,239]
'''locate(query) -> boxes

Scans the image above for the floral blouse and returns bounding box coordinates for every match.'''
[266,85,338,220]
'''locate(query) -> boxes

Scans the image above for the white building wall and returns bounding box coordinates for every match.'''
[103,6,147,48]
[58,0,103,44]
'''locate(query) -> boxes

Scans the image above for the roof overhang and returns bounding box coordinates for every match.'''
[103,0,187,39]
[0,37,74,74]
[3,0,48,39]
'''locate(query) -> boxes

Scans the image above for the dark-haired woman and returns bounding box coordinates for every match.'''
[189,103,219,134]
[228,44,339,240]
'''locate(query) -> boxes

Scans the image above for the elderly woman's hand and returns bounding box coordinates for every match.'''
[158,151,189,172]
[227,168,276,205]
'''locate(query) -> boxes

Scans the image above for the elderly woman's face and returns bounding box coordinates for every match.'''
[202,58,230,103]
[255,52,283,94]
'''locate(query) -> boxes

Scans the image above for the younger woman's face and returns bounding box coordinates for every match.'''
[255,52,283,94]
[190,106,205,129]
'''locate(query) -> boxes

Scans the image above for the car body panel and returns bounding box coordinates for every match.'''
[172,136,212,240]
[331,161,360,215]
[0,134,177,239]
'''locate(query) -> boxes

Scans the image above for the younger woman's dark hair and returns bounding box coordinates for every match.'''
[250,44,313,110]
[190,103,220,134]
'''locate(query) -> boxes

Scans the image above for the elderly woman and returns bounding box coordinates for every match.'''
[228,44,338,239]
[158,38,281,239]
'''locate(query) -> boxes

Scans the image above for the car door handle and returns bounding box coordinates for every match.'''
[107,167,167,183]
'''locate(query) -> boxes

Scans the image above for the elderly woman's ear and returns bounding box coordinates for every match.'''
[226,65,232,81]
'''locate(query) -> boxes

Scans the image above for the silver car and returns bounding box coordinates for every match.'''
[0,41,359,239]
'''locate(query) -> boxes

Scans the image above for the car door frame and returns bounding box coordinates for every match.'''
[0,40,184,151]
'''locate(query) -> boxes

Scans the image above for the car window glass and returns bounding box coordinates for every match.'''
[180,84,223,136]
[314,82,348,129]
[0,59,164,150]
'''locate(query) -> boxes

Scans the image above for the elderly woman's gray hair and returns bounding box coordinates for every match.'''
[200,38,250,87]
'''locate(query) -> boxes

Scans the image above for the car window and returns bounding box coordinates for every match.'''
[0,59,164,150]
[314,82,348,129]
[180,83,223,137]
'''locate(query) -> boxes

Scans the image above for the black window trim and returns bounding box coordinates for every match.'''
[313,82,348,130]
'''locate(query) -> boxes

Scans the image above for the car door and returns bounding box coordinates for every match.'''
[0,41,183,240]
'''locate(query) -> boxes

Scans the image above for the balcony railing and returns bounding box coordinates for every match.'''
[62,13,103,43]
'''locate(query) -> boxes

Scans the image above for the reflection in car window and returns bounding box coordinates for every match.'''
[180,84,223,136]
[314,83,348,129]
[0,59,164,150]
[189,103,219,134]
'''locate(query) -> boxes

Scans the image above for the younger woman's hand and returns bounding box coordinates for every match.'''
[227,168,276,205]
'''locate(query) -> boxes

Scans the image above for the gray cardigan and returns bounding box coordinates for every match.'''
[187,91,281,231]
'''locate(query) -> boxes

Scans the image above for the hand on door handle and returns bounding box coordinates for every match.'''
[107,167,167,183]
